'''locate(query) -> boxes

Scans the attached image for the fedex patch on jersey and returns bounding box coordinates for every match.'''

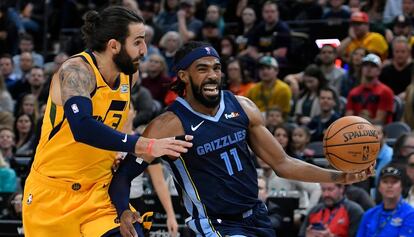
[224,112,239,119]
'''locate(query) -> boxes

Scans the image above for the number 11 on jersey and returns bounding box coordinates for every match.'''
[220,148,243,175]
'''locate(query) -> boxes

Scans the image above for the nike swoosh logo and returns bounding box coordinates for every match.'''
[122,134,128,143]
[191,120,204,131]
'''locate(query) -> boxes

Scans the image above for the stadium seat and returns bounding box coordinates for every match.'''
[384,121,411,146]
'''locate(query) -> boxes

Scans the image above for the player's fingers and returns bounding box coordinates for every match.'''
[172,139,193,148]
[132,211,141,222]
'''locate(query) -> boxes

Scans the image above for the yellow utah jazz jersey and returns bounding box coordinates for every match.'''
[32,51,131,183]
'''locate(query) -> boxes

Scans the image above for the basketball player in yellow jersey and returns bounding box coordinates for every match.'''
[22,6,192,237]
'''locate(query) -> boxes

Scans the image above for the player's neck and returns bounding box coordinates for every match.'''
[92,51,120,87]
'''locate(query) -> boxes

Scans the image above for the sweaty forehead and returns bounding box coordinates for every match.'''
[191,57,221,67]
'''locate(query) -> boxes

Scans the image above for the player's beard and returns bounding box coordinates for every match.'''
[189,76,221,108]
[113,45,139,75]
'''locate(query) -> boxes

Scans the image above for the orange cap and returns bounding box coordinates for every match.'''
[350,11,369,23]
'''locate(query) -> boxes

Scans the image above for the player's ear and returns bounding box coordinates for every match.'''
[177,70,188,83]
[108,39,121,54]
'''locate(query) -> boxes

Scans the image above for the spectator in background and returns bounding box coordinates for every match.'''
[235,6,257,52]
[405,152,414,206]
[12,34,43,77]
[141,54,172,106]
[0,74,13,114]
[156,0,179,33]
[13,113,35,157]
[373,123,394,188]
[390,133,414,196]
[338,11,388,61]
[167,0,202,43]
[0,54,17,89]
[219,36,237,67]
[307,87,340,142]
[403,67,414,128]
[205,4,225,35]
[18,2,40,35]
[0,152,16,192]
[139,1,163,44]
[322,0,351,20]
[5,192,22,220]
[273,124,295,157]
[226,58,255,96]
[385,15,414,48]
[346,54,394,124]
[141,25,161,63]
[341,47,367,97]
[291,126,314,161]
[265,107,284,133]
[16,94,39,124]
[318,44,346,93]
[403,0,414,22]
[0,126,15,163]
[299,183,364,237]
[199,21,221,50]
[295,64,327,125]
[360,0,386,23]
[159,31,182,77]
[380,36,413,98]
[11,66,47,106]
[246,56,292,117]
[242,1,290,62]
[357,166,414,237]
[383,0,403,24]
[14,51,33,84]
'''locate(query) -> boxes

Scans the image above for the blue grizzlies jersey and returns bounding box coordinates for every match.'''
[166,91,259,219]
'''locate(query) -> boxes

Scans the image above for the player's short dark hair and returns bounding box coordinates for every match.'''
[81,6,144,52]
[171,41,212,97]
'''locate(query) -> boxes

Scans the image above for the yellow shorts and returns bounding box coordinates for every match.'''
[23,168,119,237]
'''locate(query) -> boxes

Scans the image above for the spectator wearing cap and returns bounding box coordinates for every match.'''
[385,15,414,46]
[167,0,202,43]
[345,53,394,124]
[241,1,290,63]
[246,56,291,118]
[357,166,414,237]
[338,11,388,61]
[380,36,413,97]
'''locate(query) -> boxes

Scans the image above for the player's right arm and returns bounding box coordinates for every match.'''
[51,59,192,158]
[236,96,373,184]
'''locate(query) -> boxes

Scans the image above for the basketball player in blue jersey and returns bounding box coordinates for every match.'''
[22,6,192,237]
[110,41,373,237]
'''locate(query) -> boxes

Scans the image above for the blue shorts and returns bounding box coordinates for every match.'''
[187,202,275,237]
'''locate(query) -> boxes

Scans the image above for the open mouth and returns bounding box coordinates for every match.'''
[202,84,219,96]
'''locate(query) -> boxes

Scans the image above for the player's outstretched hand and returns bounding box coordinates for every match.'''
[146,135,193,158]
[342,163,375,184]
[120,210,141,237]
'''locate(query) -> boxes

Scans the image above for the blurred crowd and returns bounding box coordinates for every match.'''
[2,0,414,236]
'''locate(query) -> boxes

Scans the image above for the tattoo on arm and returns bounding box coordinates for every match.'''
[59,63,95,104]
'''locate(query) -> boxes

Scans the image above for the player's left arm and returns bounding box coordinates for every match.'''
[236,96,372,184]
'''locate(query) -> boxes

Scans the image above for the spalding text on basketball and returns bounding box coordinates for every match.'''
[343,130,378,142]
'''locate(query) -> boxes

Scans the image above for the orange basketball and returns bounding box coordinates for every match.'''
[323,116,380,173]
